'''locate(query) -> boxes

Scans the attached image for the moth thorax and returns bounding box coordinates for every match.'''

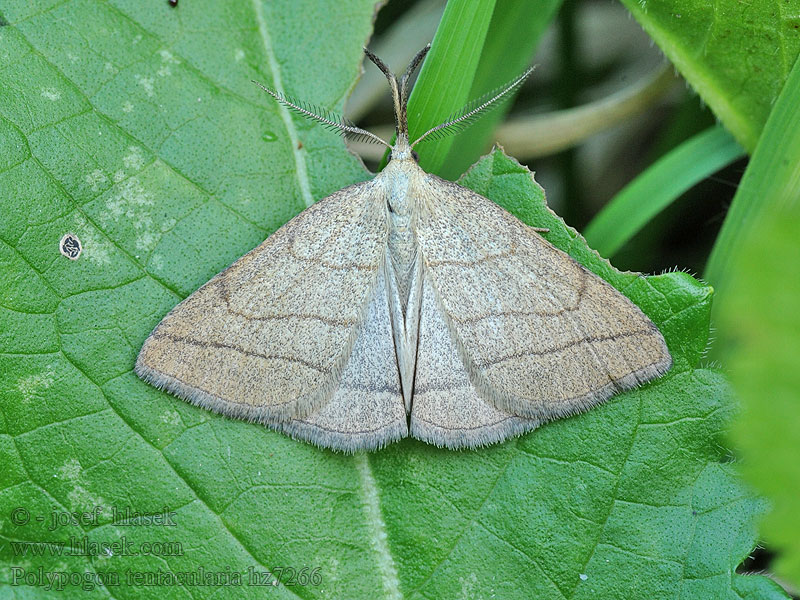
[386,172,418,313]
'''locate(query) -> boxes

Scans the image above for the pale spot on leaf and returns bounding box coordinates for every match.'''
[85,169,108,193]
[135,231,157,251]
[72,213,87,229]
[134,74,154,97]
[67,484,108,514]
[82,234,113,266]
[59,458,82,481]
[158,49,180,64]
[18,371,54,402]
[149,253,165,271]
[40,88,61,101]
[102,178,160,253]
[160,410,182,426]
[459,572,478,600]
[122,145,146,171]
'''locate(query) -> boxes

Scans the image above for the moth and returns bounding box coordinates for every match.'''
[136,46,672,451]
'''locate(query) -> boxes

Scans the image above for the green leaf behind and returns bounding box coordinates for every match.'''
[711,55,800,593]
[583,125,744,259]
[705,54,800,293]
[425,0,561,180]
[716,206,800,593]
[618,0,800,152]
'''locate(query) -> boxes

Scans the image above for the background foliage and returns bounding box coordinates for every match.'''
[1,0,798,598]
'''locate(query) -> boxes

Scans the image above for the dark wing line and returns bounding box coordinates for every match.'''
[151,331,331,373]
[473,328,658,369]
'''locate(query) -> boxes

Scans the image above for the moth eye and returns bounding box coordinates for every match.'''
[411,150,419,163]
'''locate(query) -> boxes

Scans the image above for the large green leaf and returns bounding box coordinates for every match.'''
[618,0,800,152]
[0,2,787,599]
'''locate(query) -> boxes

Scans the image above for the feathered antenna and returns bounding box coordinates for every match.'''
[411,67,535,148]
[253,48,526,152]
[252,81,391,148]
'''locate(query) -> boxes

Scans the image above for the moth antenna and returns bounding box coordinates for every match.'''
[364,47,408,137]
[411,66,535,148]
[399,44,431,105]
[252,80,391,148]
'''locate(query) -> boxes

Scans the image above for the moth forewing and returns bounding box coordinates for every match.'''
[135,181,392,427]
[413,174,671,423]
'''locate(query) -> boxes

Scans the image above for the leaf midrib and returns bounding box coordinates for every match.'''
[251,0,315,209]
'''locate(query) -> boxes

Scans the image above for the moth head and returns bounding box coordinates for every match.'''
[363,47,534,161]
[252,47,533,163]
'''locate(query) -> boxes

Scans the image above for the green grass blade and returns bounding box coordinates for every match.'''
[583,125,744,258]
[436,0,562,180]
[405,0,497,176]
[704,55,800,291]
[382,0,559,179]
